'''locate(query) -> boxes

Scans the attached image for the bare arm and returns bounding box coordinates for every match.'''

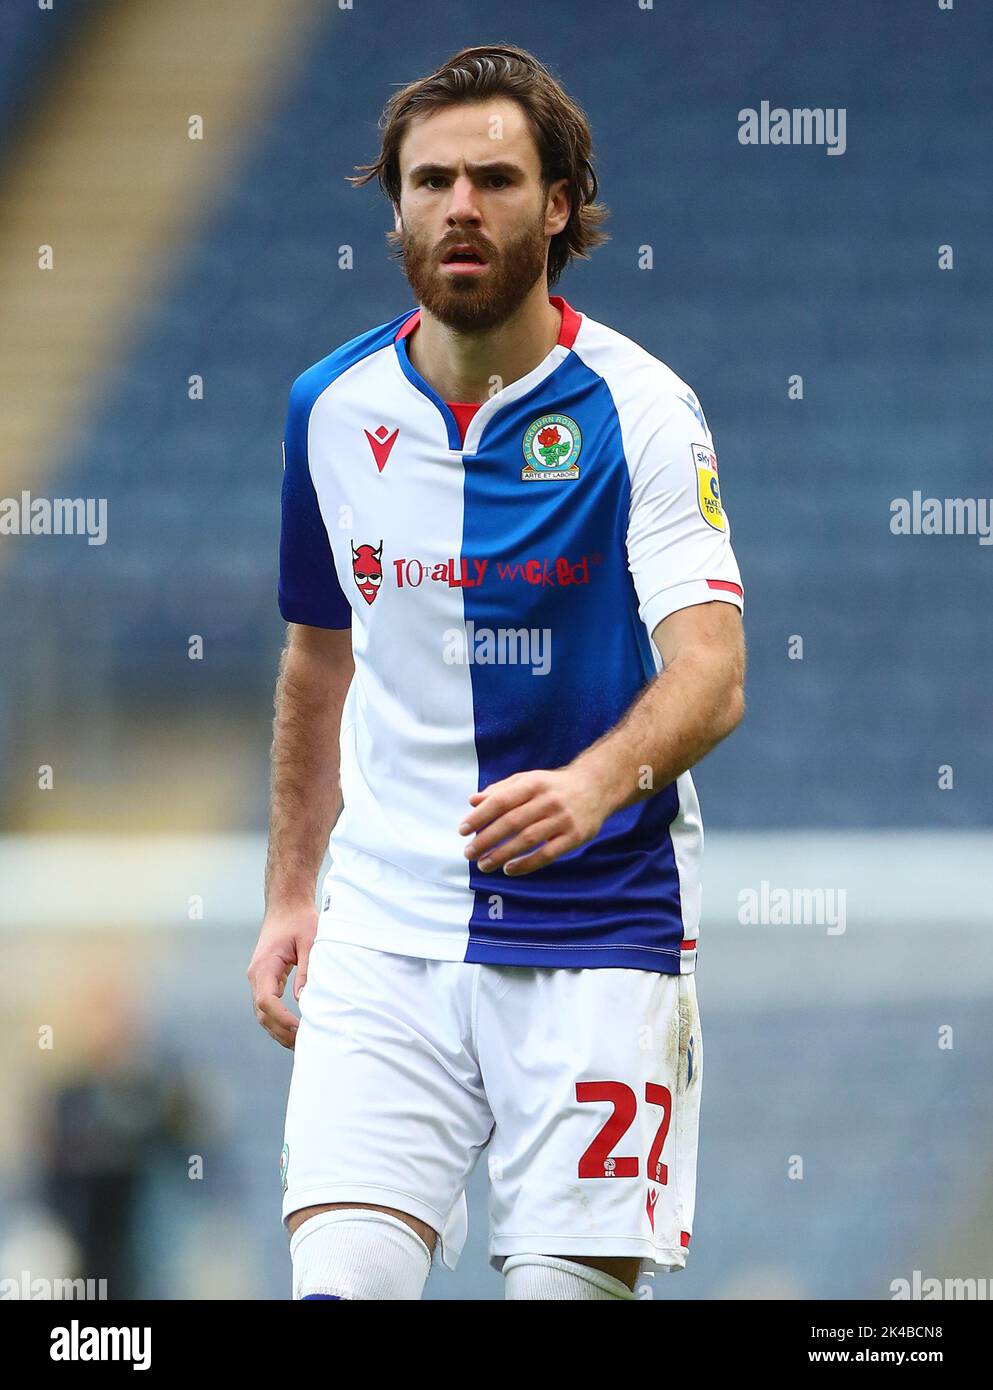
[460,602,745,875]
[249,622,353,1046]
[265,623,353,911]
[573,600,745,814]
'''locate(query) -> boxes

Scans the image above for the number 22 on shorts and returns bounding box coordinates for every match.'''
[575,1081,672,1182]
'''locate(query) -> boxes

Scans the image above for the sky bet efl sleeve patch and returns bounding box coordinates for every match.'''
[692,443,726,531]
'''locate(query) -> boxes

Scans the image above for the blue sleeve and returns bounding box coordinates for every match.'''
[277,376,352,629]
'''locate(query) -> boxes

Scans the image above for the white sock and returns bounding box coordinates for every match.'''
[503,1253,636,1301]
[289,1209,432,1300]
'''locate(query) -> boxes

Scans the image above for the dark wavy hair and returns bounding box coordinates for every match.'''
[347,43,609,286]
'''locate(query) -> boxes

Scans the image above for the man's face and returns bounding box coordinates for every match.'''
[395,98,568,333]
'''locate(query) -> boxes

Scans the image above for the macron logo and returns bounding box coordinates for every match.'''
[364,425,399,473]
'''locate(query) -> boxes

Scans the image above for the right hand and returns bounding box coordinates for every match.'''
[247,903,318,1049]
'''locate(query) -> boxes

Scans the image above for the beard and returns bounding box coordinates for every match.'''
[394,206,549,333]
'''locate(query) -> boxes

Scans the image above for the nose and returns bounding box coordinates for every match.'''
[445,174,482,227]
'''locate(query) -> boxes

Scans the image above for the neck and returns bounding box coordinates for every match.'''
[406,282,561,404]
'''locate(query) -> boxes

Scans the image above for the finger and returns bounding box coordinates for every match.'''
[466,791,561,859]
[459,794,510,835]
[465,805,536,861]
[260,1012,298,1050]
[502,833,575,877]
[251,959,298,1033]
[459,775,535,834]
[257,990,298,1030]
[463,781,556,851]
[470,813,558,870]
[251,958,287,1007]
[256,994,300,1043]
[257,1010,297,1047]
[503,828,572,872]
[293,936,313,1001]
[476,817,561,871]
[268,1020,298,1051]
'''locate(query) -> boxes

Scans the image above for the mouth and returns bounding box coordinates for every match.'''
[440,244,490,275]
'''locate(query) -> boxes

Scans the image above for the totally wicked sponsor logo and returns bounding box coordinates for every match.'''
[495,553,601,586]
[394,556,488,588]
[392,553,602,589]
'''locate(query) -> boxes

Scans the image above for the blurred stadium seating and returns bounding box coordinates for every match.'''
[0,0,84,135]
[0,0,990,1300]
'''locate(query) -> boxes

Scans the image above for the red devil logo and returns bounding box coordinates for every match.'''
[351,540,384,605]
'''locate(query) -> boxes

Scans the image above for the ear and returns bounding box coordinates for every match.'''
[545,177,570,237]
[393,206,403,234]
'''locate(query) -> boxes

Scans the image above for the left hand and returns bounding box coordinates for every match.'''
[458,766,609,876]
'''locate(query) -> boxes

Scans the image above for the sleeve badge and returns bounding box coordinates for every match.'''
[692,443,725,531]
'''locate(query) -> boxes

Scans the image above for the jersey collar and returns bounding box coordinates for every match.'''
[393,295,582,454]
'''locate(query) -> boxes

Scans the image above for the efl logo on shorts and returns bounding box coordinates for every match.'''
[521,413,582,482]
[692,444,725,532]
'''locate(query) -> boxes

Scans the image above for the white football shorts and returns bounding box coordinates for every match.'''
[281,938,702,1273]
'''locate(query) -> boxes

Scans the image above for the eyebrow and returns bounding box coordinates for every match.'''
[406,160,525,180]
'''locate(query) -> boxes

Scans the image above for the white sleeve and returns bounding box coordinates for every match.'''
[626,384,744,638]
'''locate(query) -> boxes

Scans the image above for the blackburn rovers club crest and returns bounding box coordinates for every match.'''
[521,413,582,482]
[691,443,726,531]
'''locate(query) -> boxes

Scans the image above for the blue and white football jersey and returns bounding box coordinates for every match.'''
[278,296,743,974]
